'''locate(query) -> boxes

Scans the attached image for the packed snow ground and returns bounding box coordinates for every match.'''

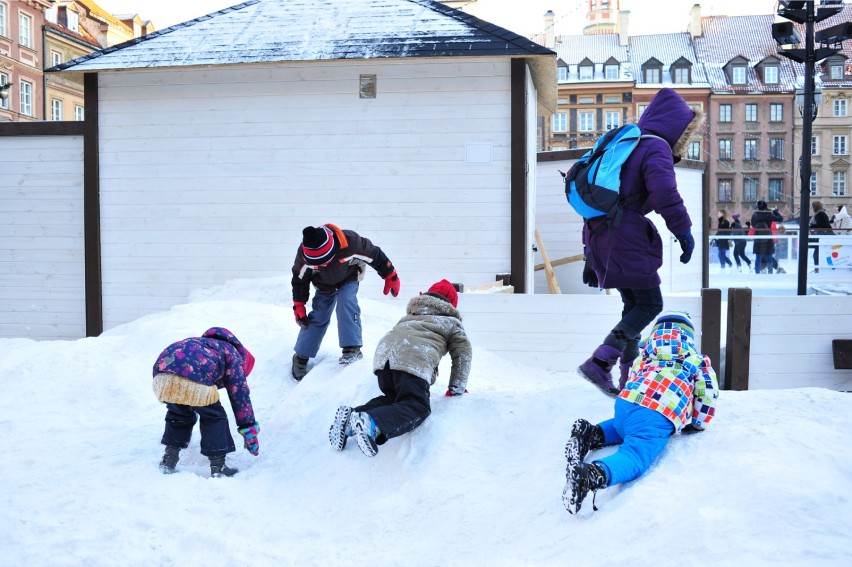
[3,276,851,566]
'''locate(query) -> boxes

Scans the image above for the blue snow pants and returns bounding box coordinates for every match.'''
[294,280,362,358]
[161,401,235,457]
[594,398,675,486]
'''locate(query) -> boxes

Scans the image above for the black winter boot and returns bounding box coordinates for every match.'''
[159,445,180,474]
[292,354,309,381]
[565,419,605,463]
[563,462,608,514]
[339,346,363,365]
[210,455,238,477]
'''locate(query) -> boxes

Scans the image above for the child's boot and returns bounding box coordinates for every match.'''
[292,354,309,381]
[209,455,238,477]
[565,419,605,463]
[159,445,180,474]
[328,405,354,451]
[578,344,620,396]
[339,346,363,365]
[618,356,635,391]
[348,411,380,457]
[563,461,608,514]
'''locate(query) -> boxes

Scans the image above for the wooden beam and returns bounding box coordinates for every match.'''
[83,73,103,337]
[510,58,527,293]
[534,229,561,294]
[534,253,584,271]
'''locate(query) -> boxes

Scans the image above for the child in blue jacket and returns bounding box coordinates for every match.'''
[152,327,260,477]
[564,311,718,513]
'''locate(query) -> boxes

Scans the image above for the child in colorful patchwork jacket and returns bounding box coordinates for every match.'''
[152,327,260,477]
[563,311,718,514]
[328,279,472,458]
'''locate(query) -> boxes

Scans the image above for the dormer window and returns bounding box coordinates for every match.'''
[671,57,693,84]
[725,56,750,86]
[557,66,568,82]
[67,9,79,33]
[732,66,747,84]
[832,64,844,79]
[823,54,847,80]
[578,58,594,81]
[642,58,663,84]
[604,56,620,80]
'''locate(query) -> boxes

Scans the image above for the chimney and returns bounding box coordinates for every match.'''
[617,10,630,47]
[544,10,555,48]
[688,4,702,38]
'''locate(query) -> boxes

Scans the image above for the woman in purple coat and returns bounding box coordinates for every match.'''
[578,88,702,396]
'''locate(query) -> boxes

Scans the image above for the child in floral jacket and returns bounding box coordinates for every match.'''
[564,311,718,513]
[152,327,259,477]
[328,279,472,458]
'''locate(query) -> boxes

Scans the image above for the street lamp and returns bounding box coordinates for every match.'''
[774,0,851,295]
[795,82,823,120]
[0,82,11,102]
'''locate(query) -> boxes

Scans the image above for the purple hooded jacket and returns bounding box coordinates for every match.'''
[583,88,695,289]
[153,327,256,426]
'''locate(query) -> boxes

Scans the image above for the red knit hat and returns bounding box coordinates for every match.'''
[426,279,458,308]
[243,349,256,377]
[302,226,337,265]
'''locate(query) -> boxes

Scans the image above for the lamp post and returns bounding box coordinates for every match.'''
[773,0,847,295]
[0,82,11,103]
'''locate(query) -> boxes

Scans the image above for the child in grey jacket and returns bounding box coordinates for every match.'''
[328,279,472,457]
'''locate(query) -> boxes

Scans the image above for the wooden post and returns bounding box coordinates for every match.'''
[725,287,752,390]
[700,288,722,379]
[534,229,561,294]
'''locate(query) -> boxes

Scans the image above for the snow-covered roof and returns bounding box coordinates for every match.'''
[693,14,798,94]
[629,32,709,89]
[50,0,556,109]
[553,33,628,66]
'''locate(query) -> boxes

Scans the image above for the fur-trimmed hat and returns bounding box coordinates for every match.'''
[425,279,458,308]
[302,225,337,265]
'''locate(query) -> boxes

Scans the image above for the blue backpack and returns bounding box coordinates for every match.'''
[561,124,663,227]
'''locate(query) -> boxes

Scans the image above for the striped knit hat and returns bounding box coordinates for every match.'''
[302,226,337,265]
[655,310,695,337]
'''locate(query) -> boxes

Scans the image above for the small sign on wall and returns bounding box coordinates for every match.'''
[465,143,492,165]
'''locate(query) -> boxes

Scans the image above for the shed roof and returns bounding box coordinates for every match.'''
[51,0,557,111]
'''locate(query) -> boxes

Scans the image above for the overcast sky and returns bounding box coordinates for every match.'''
[97,0,771,36]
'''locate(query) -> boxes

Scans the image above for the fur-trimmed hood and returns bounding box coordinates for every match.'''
[638,88,704,159]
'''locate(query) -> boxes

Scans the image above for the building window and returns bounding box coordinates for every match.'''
[579,65,593,80]
[812,136,819,156]
[74,105,84,121]
[644,68,661,83]
[810,173,818,196]
[557,67,568,82]
[744,138,758,160]
[19,12,32,48]
[51,50,62,67]
[604,64,618,79]
[833,171,847,196]
[718,179,733,202]
[0,3,6,37]
[51,98,62,121]
[637,104,647,118]
[834,99,848,117]
[579,112,594,132]
[719,139,732,160]
[0,72,8,110]
[770,103,783,122]
[719,104,732,122]
[744,177,759,202]
[764,65,779,84]
[552,113,567,133]
[604,95,620,103]
[67,9,79,33]
[672,67,690,84]
[605,111,620,131]
[769,138,784,160]
[769,178,784,202]
[20,80,32,116]
[687,141,701,160]
[834,135,848,155]
[745,104,758,122]
[732,65,747,84]
[831,64,844,79]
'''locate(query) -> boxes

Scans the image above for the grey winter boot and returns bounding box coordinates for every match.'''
[578,344,620,397]
[209,455,238,477]
[292,354,309,381]
[339,346,363,365]
[563,461,608,514]
[159,445,180,474]
[565,419,605,464]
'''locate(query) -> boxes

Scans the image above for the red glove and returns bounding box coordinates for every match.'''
[293,301,308,328]
[445,388,469,397]
[383,270,400,297]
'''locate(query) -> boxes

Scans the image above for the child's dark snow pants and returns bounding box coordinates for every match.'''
[354,363,431,444]
[161,401,236,457]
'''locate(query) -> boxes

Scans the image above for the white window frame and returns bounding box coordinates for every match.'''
[19,12,32,48]
[744,177,759,202]
[51,98,62,121]
[74,105,84,121]
[732,65,747,85]
[673,67,689,84]
[770,103,783,122]
[604,64,618,79]
[770,138,784,160]
[19,80,32,116]
[764,65,779,84]
[812,135,819,156]
[834,171,848,196]
[810,172,818,196]
[745,103,758,122]
[834,135,848,156]
[0,2,7,37]
[51,50,62,67]
[769,179,784,202]
[744,138,758,160]
[719,104,732,122]
[579,112,594,132]
[717,179,733,202]
[605,110,620,131]
[579,65,593,81]
[637,104,647,118]
[67,9,79,33]
[557,67,567,82]
[552,113,567,133]
[719,139,732,160]
[687,141,701,160]
[644,68,661,83]
[831,64,844,79]
[834,99,847,117]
